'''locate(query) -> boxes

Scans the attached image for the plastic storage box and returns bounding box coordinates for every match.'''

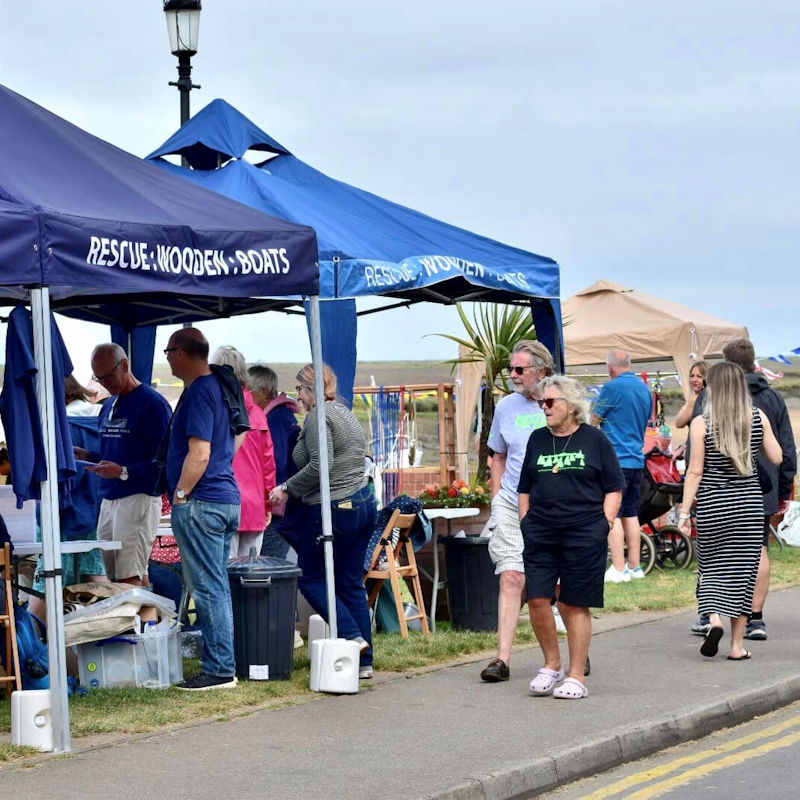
[77,622,183,689]
[443,535,500,631]
[227,552,302,681]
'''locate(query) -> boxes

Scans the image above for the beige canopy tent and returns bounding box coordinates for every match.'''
[563,280,749,397]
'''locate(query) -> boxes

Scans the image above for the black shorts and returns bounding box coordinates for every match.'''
[619,468,643,518]
[763,516,771,548]
[521,516,608,608]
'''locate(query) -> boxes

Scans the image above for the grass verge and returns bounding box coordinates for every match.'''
[2,545,800,756]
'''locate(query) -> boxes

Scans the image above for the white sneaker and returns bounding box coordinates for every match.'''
[552,605,567,633]
[629,565,646,580]
[293,630,304,649]
[604,565,631,583]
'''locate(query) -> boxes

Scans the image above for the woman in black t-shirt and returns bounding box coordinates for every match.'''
[518,376,624,699]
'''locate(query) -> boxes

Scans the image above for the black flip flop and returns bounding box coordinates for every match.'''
[701,625,724,657]
[727,651,752,661]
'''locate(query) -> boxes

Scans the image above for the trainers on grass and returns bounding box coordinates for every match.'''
[175,672,238,691]
[604,565,631,584]
[629,565,646,579]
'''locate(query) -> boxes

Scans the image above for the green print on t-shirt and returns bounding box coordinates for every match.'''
[536,450,586,472]
[516,413,547,429]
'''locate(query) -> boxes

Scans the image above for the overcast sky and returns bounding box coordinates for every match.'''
[1,0,798,369]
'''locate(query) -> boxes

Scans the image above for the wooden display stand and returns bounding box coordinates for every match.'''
[354,382,457,495]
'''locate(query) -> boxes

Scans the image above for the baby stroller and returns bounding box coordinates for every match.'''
[638,449,693,571]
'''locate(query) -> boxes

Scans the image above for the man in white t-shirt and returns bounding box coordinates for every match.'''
[480,340,553,682]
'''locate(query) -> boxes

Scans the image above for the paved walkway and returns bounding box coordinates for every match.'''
[3,588,800,800]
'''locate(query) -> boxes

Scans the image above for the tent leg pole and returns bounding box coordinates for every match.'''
[30,287,71,754]
[308,294,338,640]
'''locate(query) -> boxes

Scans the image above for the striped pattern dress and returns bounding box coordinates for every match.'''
[695,408,764,618]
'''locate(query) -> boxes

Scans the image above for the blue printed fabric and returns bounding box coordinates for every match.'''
[363,494,431,572]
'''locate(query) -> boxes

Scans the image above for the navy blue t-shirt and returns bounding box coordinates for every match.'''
[93,383,172,500]
[166,374,240,504]
[517,424,624,528]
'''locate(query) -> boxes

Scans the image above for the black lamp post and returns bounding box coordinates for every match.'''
[164,0,202,127]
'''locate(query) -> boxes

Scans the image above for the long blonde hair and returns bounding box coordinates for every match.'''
[704,361,753,475]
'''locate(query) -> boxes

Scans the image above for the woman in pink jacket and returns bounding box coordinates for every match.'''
[211,347,277,558]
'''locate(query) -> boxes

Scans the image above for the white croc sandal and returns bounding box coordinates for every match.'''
[553,677,589,699]
[529,667,565,696]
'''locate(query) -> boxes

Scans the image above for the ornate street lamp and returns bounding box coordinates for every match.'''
[163,0,202,127]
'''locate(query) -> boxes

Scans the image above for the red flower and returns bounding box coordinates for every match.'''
[448,487,458,497]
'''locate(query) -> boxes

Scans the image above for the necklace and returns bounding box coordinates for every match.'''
[551,428,577,473]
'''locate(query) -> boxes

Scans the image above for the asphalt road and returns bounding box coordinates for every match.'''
[540,700,800,799]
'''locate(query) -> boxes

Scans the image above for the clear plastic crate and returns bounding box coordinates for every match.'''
[76,622,183,690]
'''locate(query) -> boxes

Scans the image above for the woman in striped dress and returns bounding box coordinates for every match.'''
[678,362,781,660]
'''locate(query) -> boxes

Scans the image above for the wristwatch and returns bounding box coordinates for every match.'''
[176,488,188,501]
[119,466,129,481]
[279,482,289,493]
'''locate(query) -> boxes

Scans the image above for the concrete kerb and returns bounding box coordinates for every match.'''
[415,674,800,800]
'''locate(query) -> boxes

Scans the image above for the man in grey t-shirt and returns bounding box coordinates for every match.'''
[480,340,552,683]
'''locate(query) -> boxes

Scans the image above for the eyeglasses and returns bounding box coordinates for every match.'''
[295,385,307,395]
[538,397,567,409]
[507,365,535,376]
[163,347,179,356]
[92,359,123,383]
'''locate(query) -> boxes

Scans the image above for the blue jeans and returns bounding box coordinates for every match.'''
[282,486,376,666]
[171,499,240,677]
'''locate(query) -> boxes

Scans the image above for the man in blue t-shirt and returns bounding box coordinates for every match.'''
[592,350,652,583]
[165,328,243,691]
[78,344,172,586]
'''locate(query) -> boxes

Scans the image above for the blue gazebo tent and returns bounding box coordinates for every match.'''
[147,99,564,373]
[0,85,348,752]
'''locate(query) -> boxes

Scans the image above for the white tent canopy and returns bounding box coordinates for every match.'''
[563,280,749,395]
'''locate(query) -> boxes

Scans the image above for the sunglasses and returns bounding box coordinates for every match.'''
[538,397,567,409]
[507,365,535,376]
